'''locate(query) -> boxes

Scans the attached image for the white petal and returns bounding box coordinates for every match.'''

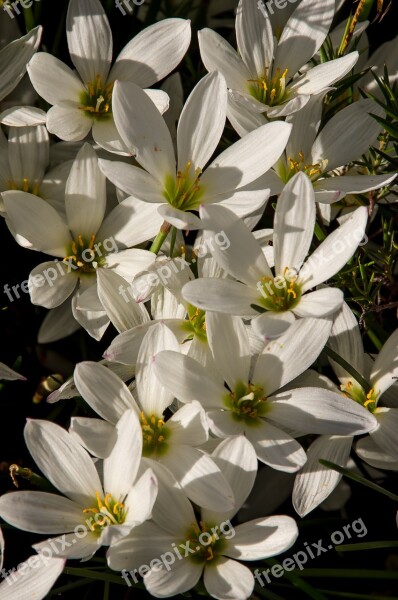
[286,92,325,158]
[158,204,202,230]
[202,121,292,196]
[275,0,335,76]
[46,105,92,142]
[370,408,398,461]
[251,311,296,341]
[300,206,368,292]
[269,387,378,435]
[153,350,224,408]
[124,468,158,528]
[65,143,106,239]
[167,401,209,446]
[328,301,365,384]
[199,203,271,286]
[92,118,128,155]
[136,322,180,415]
[98,158,162,202]
[226,515,298,559]
[253,317,332,395]
[198,28,250,91]
[293,435,353,517]
[206,312,251,389]
[177,71,227,170]
[371,328,398,396]
[24,419,103,505]
[355,435,398,471]
[8,124,48,185]
[29,262,77,309]
[3,191,71,256]
[247,421,307,472]
[0,555,64,599]
[37,302,81,344]
[104,410,143,499]
[0,491,82,533]
[162,445,234,512]
[291,52,359,95]
[33,532,99,560]
[0,26,42,102]
[0,106,48,127]
[274,172,315,276]
[311,99,384,171]
[74,361,137,424]
[0,362,25,381]
[97,195,163,248]
[110,19,191,88]
[66,0,112,84]
[97,268,150,333]
[316,173,397,195]
[144,556,202,598]
[293,287,344,318]
[182,278,258,316]
[69,417,117,459]
[204,557,254,600]
[27,52,85,105]
[113,81,175,182]
[236,0,273,78]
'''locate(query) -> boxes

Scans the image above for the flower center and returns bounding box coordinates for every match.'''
[184,521,227,565]
[181,304,207,342]
[8,177,41,195]
[224,381,268,425]
[63,234,107,274]
[257,273,302,312]
[248,68,289,106]
[141,412,171,458]
[80,76,113,121]
[163,161,204,211]
[341,381,379,413]
[82,491,127,534]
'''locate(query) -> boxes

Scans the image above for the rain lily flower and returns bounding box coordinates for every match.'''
[27,0,191,153]
[108,436,299,600]
[199,0,358,121]
[153,313,377,472]
[0,107,71,216]
[183,172,368,339]
[292,302,398,516]
[0,410,158,558]
[99,70,291,231]
[3,143,161,340]
[71,323,235,512]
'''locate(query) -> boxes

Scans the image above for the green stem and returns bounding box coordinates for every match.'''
[319,459,398,501]
[338,541,398,552]
[64,568,127,586]
[169,226,177,257]
[299,568,398,579]
[9,465,58,493]
[322,346,372,393]
[264,559,329,600]
[23,6,35,31]
[149,222,171,254]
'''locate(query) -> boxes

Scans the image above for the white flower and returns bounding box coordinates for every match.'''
[3,143,160,340]
[71,323,235,512]
[108,436,298,600]
[99,70,291,231]
[0,411,157,558]
[153,313,377,472]
[292,302,398,516]
[27,0,190,153]
[182,172,368,339]
[199,0,358,121]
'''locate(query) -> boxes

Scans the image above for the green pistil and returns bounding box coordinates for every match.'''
[141,412,170,458]
[80,76,113,121]
[184,521,227,565]
[163,161,204,211]
[248,67,289,107]
[258,276,302,312]
[224,381,268,426]
[181,304,207,342]
[276,151,327,184]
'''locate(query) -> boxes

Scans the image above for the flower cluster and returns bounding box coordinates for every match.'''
[0,1,397,599]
